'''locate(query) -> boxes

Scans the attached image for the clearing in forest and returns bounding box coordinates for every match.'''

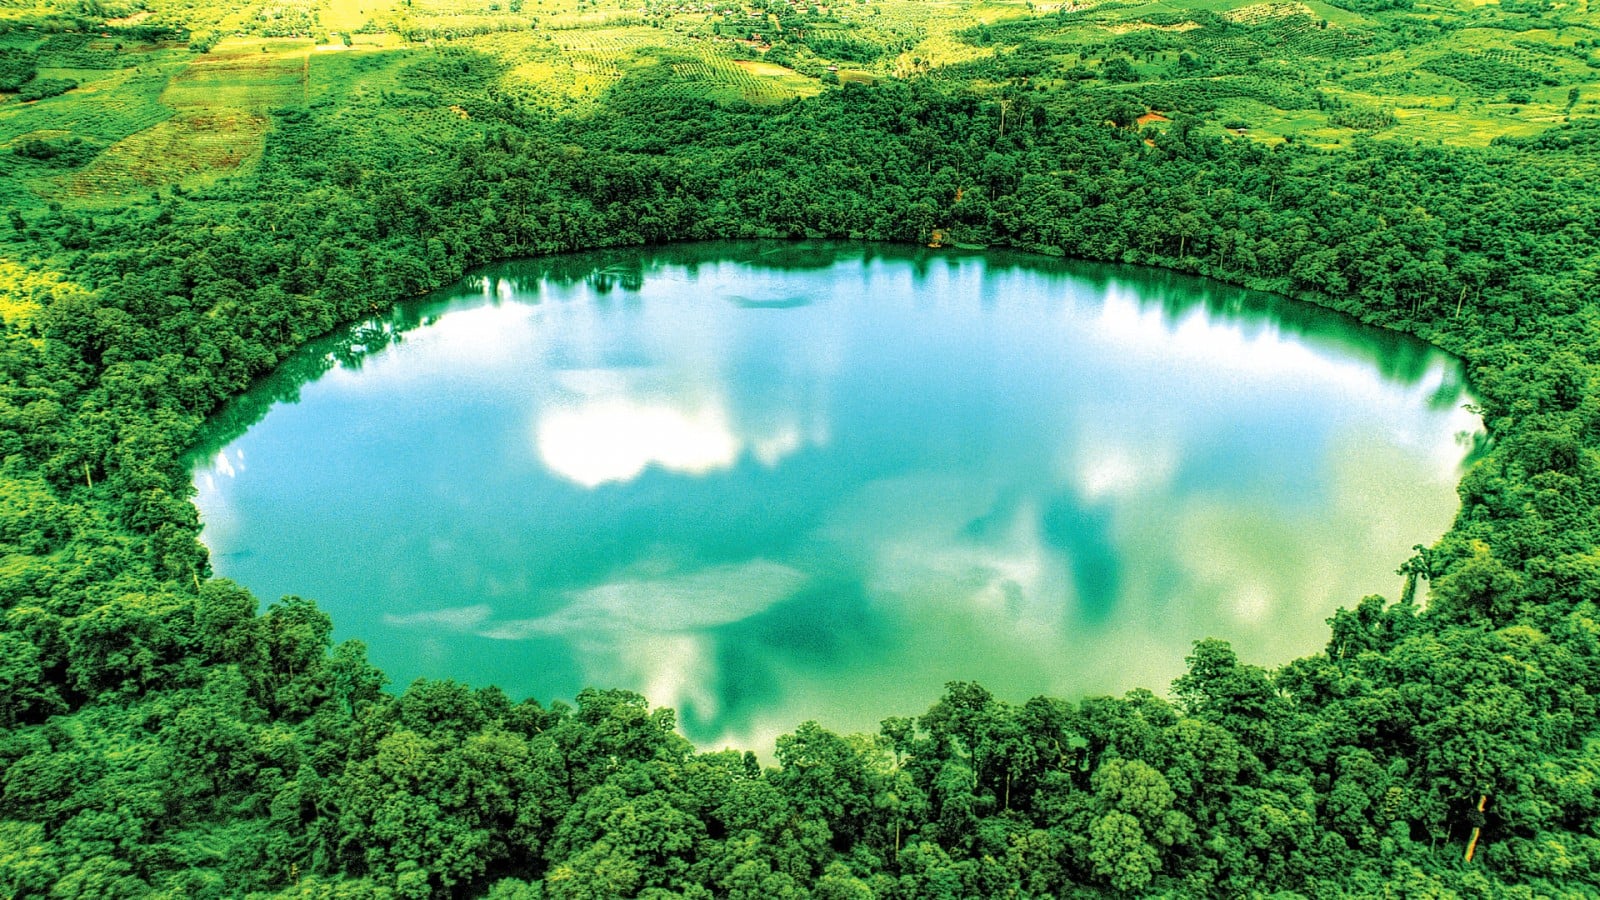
[326,0,400,33]
[64,38,309,200]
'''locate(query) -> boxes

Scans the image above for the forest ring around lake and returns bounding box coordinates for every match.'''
[2,60,1600,898]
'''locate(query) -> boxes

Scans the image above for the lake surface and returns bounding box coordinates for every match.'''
[190,242,1481,750]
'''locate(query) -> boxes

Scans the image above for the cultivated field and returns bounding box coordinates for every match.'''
[3,0,1598,212]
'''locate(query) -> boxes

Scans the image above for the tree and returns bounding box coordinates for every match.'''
[1171,639,1288,758]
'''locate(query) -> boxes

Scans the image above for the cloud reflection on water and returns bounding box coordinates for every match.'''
[532,369,820,487]
[191,244,1481,752]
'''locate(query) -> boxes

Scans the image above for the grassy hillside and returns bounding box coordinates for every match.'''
[5,0,1600,210]
[3,0,1600,896]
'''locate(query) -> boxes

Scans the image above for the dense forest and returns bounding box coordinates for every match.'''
[4,0,1600,894]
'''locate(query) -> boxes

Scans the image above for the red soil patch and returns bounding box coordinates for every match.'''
[1136,111,1171,126]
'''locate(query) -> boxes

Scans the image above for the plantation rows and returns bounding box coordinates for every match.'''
[2,42,316,202]
[463,26,817,108]
[544,28,800,97]
[569,51,624,77]
[1220,3,1310,26]
[402,14,539,40]
[164,73,305,111]
[1187,15,1368,63]
[1510,37,1600,68]
[0,90,172,145]
[1190,32,1277,61]
[550,28,662,55]
[1419,50,1553,92]
[668,56,798,100]
[36,39,131,70]
[652,78,791,101]
[1266,17,1370,58]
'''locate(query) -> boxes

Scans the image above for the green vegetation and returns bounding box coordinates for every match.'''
[2,0,1600,894]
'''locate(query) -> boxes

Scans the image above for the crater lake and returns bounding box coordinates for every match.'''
[190,242,1482,751]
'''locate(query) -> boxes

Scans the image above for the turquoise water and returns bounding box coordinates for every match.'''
[190,242,1480,750]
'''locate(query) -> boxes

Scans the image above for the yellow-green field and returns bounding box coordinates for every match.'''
[325,0,399,32]
[4,0,1600,213]
[35,37,313,201]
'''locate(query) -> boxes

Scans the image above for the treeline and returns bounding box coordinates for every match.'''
[2,47,1600,898]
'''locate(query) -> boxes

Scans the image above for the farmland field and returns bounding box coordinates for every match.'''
[5,0,1599,213]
